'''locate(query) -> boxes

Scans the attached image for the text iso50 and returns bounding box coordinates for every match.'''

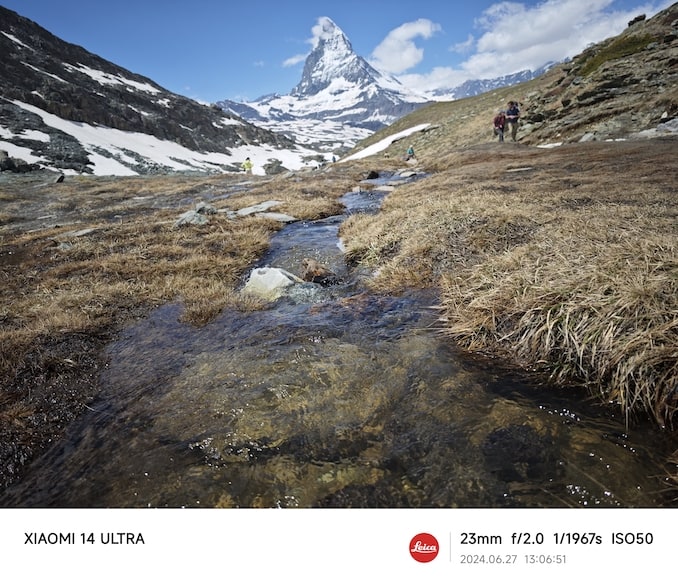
[611,532,654,545]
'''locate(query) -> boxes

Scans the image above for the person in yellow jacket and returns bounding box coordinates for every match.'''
[241,157,253,174]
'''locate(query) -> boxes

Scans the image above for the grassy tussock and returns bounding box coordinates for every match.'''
[340,141,678,426]
[0,165,366,384]
[341,174,541,291]
[440,230,677,425]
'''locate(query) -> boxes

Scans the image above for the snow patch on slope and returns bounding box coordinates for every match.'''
[7,100,319,175]
[343,124,431,161]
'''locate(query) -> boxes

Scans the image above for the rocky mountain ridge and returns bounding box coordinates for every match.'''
[442,63,556,100]
[0,5,310,175]
[218,17,431,152]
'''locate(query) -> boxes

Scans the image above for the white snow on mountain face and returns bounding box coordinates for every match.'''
[221,17,431,153]
[252,116,372,151]
[293,17,427,103]
[1,30,30,49]
[22,62,69,84]
[342,124,431,161]
[0,138,42,166]
[63,63,162,94]
[2,100,319,176]
[299,17,356,89]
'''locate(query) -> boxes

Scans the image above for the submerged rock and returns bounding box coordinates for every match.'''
[301,257,338,285]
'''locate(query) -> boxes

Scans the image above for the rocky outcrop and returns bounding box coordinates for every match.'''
[0,6,296,174]
[0,149,40,172]
[242,267,305,301]
[519,6,678,144]
[301,258,338,285]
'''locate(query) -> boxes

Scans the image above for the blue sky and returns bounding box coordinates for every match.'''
[2,0,672,103]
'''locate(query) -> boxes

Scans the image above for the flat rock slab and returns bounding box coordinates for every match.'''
[255,212,297,223]
[57,227,99,239]
[234,200,284,217]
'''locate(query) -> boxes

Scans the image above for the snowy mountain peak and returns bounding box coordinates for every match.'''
[218,17,430,153]
[312,16,352,53]
[293,17,379,96]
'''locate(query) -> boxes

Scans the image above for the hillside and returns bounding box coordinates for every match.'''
[0,6,314,175]
[354,5,677,158]
[336,5,678,427]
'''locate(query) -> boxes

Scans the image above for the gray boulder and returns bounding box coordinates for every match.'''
[242,267,304,301]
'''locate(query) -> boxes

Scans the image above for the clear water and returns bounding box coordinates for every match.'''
[2,177,675,508]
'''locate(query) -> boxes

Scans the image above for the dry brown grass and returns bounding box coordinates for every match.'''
[1,124,676,492]
[341,139,678,427]
[0,167,357,377]
[1,166,370,487]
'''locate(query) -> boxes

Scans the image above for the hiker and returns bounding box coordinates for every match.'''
[493,110,506,142]
[505,101,521,141]
[241,157,253,173]
[241,157,253,174]
[405,145,415,160]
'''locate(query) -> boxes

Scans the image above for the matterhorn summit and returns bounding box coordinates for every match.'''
[293,17,361,95]
[218,17,430,153]
[293,17,406,97]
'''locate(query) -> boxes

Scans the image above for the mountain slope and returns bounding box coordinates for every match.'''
[347,5,677,160]
[0,6,315,176]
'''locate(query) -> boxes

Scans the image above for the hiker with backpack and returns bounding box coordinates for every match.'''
[493,110,506,142]
[505,101,521,141]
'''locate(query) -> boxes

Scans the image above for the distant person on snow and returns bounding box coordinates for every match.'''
[505,101,521,141]
[405,145,415,160]
[493,110,506,142]
[241,157,253,174]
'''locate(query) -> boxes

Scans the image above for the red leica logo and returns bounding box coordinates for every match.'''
[409,533,439,563]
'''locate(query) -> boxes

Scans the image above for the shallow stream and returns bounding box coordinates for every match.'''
[2,172,674,507]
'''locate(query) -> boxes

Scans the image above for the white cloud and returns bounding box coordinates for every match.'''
[310,16,339,47]
[283,16,336,67]
[474,0,616,53]
[369,19,442,75]
[396,0,673,92]
[453,34,476,54]
[283,54,306,68]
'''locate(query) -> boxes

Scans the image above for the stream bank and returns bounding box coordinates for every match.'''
[1,169,675,507]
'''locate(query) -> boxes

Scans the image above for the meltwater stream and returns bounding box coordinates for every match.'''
[2,173,674,507]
